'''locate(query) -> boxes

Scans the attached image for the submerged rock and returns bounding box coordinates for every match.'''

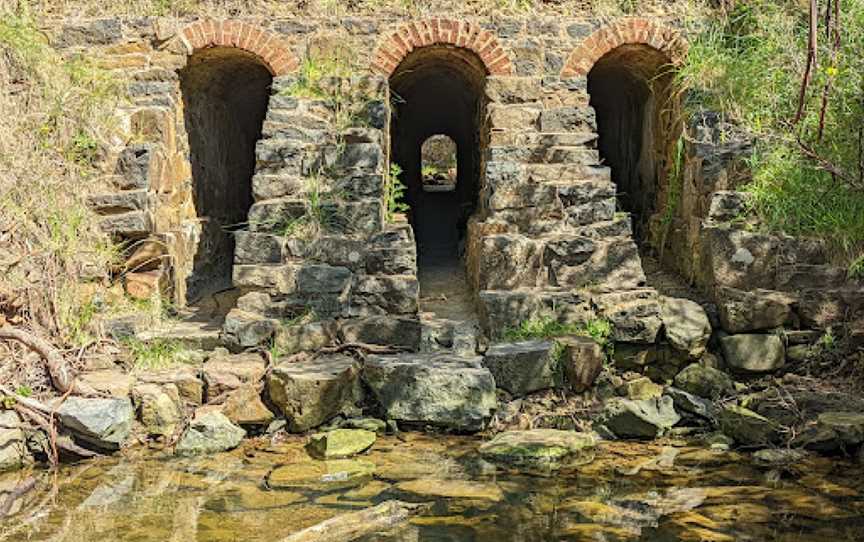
[56,397,134,451]
[307,429,376,459]
[597,397,680,439]
[395,479,504,502]
[753,448,805,468]
[363,353,496,432]
[720,334,785,373]
[268,459,375,491]
[659,296,711,357]
[478,429,596,470]
[175,411,245,456]
[718,405,780,446]
[483,340,559,396]
[673,363,734,399]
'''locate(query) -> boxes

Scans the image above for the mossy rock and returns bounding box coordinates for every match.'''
[306,429,377,459]
[479,429,596,471]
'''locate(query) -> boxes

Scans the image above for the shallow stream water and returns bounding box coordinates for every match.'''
[2,434,863,541]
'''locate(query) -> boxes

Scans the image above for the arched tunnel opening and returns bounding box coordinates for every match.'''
[587,44,678,244]
[389,47,488,320]
[179,47,273,307]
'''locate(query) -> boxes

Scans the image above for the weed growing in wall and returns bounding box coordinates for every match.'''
[385,163,409,223]
[503,314,614,355]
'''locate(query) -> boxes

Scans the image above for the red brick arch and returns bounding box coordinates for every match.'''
[179,19,298,76]
[371,19,513,76]
[560,18,687,78]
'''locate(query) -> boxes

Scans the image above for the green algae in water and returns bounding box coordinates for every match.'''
[1,435,864,541]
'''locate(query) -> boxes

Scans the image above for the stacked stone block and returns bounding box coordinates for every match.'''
[223,75,420,350]
[468,77,661,343]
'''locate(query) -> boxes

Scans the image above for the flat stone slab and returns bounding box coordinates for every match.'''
[479,429,596,471]
[483,340,559,396]
[363,353,496,432]
[267,355,361,432]
[395,479,504,502]
[307,429,376,459]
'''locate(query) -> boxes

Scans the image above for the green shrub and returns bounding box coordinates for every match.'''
[677,1,864,261]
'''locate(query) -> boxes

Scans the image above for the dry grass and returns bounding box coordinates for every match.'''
[0,8,134,394]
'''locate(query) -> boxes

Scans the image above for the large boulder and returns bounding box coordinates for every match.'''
[131,382,183,437]
[673,363,734,399]
[596,397,680,439]
[716,287,794,333]
[483,340,559,396]
[558,335,604,392]
[794,412,864,452]
[175,411,245,456]
[363,353,496,432]
[718,405,780,446]
[720,334,785,373]
[478,429,596,471]
[56,397,134,451]
[202,352,267,400]
[267,355,361,432]
[221,385,275,428]
[659,297,711,357]
[594,289,663,344]
[137,366,203,405]
[0,411,29,471]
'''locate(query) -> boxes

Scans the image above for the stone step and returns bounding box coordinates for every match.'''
[419,314,478,356]
[135,319,224,351]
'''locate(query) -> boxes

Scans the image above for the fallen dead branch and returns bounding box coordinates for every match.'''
[0,326,73,394]
[280,500,430,542]
[316,342,409,356]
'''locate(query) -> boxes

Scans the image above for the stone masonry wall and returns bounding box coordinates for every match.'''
[60,13,693,347]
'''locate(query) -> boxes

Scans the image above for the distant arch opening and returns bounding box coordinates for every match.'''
[180,47,272,304]
[421,134,458,191]
[389,46,488,319]
[587,44,679,243]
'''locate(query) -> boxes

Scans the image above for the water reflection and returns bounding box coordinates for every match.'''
[1,435,862,541]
